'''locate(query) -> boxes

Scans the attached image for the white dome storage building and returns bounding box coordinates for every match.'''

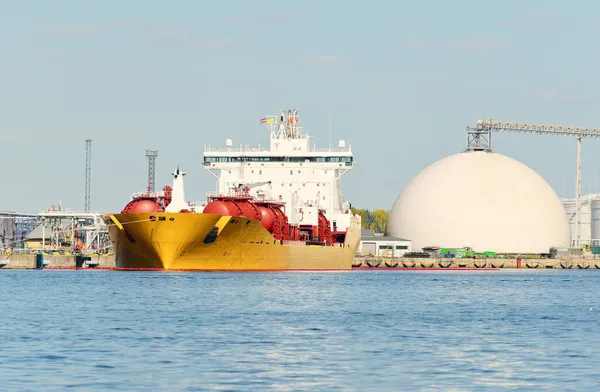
[386,151,570,254]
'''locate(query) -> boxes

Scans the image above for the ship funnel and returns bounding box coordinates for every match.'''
[165,166,188,212]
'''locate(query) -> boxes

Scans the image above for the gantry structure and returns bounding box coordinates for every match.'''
[466,119,600,246]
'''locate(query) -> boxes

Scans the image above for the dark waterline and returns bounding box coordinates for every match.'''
[1,270,599,391]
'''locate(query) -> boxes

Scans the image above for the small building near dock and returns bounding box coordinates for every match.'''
[358,229,412,257]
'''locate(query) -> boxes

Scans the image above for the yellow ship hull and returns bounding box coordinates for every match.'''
[104,212,361,270]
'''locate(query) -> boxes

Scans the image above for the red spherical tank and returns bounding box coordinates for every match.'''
[122,199,164,214]
[258,206,276,231]
[318,211,332,244]
[236,201,260,220]
[271,207,289,240]
[203,200,240,216]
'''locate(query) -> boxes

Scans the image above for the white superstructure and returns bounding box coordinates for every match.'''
[203,108,355,232]
[562,194,600,246]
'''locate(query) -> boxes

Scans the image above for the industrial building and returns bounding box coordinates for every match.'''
[562,194,600,247]
[358,229,412,257]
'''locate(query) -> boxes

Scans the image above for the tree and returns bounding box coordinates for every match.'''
[351,207,389,232]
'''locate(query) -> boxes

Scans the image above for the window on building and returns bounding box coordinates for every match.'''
[290,170,293,175]
[395,245,408,249]
[379,245,393,249]
[259,170,262,175]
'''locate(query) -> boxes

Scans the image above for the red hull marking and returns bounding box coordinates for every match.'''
[41,266,499,272]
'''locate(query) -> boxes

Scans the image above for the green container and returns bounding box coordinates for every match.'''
[591,246,600,255]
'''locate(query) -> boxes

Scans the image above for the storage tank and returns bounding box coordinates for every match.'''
[203,200,240,216]
[386,151,570,253]
[562,194,600,246]
[122,199,163,214]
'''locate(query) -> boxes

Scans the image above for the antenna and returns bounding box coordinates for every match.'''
[146,150,159,192]
[85,138,92,212]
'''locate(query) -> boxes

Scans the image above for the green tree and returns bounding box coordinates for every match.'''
[371,209,388,232]
[351,207,389,232]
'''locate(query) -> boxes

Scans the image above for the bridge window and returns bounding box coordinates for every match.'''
[203,156,354,164]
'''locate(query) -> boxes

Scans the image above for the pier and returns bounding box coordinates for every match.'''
[352,255,600,269]
[0,252,115,269]
[1,253,599,270]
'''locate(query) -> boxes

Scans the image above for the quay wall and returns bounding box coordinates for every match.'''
[0,253,116,269]
[1,254,599,270]
[353,256,600,269]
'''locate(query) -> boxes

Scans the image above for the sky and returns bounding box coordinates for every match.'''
[2,0,600,213]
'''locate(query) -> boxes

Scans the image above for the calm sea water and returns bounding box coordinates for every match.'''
[0,269,599,391]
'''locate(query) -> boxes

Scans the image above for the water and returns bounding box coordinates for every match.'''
[0,270,599,391]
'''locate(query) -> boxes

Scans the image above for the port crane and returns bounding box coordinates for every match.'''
[466,119,600,246]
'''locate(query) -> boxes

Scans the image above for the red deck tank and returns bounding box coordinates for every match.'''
[203,200,241,216]
[318,211,332,245]
[258,206,276,231]
[121,199,164,214]
[236,201,260,220]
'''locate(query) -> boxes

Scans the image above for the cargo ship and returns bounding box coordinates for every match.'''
[104,108,362,270]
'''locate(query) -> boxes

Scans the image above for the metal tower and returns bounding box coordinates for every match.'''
[472,119,600,246]
[146,150,158,192]
[465,125,492,152]
[85,139,92,212]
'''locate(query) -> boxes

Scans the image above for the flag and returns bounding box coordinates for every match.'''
[260,118,274,124]
[260,118,267,123]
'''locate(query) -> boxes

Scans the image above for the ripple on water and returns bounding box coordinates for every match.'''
[0,269,599,390]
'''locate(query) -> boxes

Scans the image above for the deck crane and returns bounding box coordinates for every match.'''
[466,119,600,246]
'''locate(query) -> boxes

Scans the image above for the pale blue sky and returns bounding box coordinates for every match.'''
[2,0,600,213]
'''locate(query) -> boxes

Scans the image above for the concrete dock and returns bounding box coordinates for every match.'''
[0,253,116,269]
[352,255,600,269]
[1,253,599,270]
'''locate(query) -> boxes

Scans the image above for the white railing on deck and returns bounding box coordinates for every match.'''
[204,147,352,154]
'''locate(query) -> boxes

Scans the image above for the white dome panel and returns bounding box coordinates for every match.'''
[386,151,570,253]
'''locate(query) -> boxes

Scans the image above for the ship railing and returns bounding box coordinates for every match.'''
[131,191,163,198]
[204,191,285,204]
[203,147,352,153]
[204,147,268,153]
[309,147,352,153]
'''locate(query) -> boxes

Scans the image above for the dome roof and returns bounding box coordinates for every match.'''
[386,151,570,253]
